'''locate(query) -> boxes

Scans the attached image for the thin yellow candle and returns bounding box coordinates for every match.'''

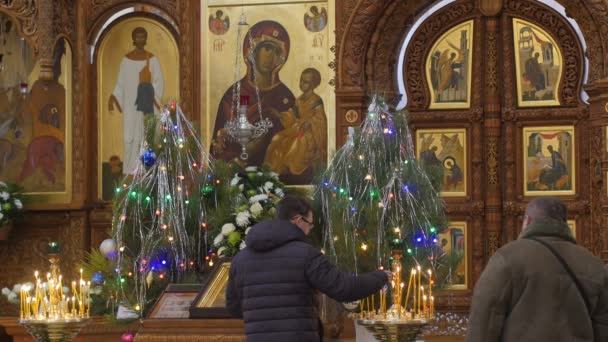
[87,281,91,316]
[360,298,364,315]
[20,288,23,318]
[417,266,421,314]
[405,269,414,312]
[430,296,435,316]
[26,297,31,318]
[419,286,424,314]
[371,293,375,314]
[427,269,432,306]
[423,295,427,314]
[399,282,404,318]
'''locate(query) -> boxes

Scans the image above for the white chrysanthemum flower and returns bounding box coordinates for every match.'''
[0,213,5,220]
[239,184,244,191]
[240,241,247,250]
[250,202,263,217]
[275,188,284,197]
[245,227,252,235]
[0,182,6,188]
[218,246,227,257]
[0,192,8,201]
[264,181,274,190]
[249,194,268,203]
[1,287,10,296]
[245,166,258,172]
[221,223,236,236]
[12,284,21,292]
[230,175,241,186]
[13,199,22,209]
[213,234,224,246]
[7,292,18,304]
[257,172,263,176]
[236,211,251,227]
[269,172,279,179]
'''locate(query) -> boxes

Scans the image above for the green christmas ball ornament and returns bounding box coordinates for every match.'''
[227,231,241,246]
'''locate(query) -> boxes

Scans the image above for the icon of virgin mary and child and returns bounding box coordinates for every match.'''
[212,21,327,185]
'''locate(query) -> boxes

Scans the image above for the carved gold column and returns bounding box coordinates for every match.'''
[584,78,608,261]
[37,0,54,81]
[482,14,502,260]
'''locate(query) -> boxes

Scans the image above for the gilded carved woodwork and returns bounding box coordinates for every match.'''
[486,231,500,259]
[504,0,584,106]
[486,137,499,185]
[0,0,39,55]
[338,0,389,88]
[53,0,75,42]
[402,2,475,110]
[336,0,598,300]
[485,31,498,95]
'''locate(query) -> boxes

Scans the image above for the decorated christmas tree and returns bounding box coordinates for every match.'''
[105,101,216,316]
[317,96,456,302]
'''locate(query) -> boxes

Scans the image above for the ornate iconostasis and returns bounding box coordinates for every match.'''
[0,0,608,321]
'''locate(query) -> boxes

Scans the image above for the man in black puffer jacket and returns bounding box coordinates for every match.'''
[227,195,389,342]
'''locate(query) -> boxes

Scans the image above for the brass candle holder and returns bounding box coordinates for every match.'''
[354,250,432,341]
[18,242,91,342]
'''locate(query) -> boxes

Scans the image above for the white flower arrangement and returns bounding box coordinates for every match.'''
[250,203,263,218]
[0,182,24,226]
[221,223,236,235]
[236,211,251,227]
[211,165,285,258]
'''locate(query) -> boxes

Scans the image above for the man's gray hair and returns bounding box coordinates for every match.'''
[525,196,567,222]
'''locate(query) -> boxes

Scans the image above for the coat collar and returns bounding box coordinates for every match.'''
[519,218,576,244]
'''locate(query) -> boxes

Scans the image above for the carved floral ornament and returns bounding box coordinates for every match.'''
[0,0,38,55]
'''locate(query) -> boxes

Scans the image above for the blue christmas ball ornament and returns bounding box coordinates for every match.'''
[92,271,105,285]
[140,150,157,167]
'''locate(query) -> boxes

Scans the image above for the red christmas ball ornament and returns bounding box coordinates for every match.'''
[121,331,135,342]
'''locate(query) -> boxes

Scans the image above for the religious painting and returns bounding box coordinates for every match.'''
[304,5,327,32]
[513,18,562,107]
[0,12,73,204]
[203,1,332,186]
[416,128,467,197]
[436,221,467,289]
[97,17,179,201]
[148,284,202,319]
[209,9,230,35]
[567,220,576,239]
[426,20,473,109]
[523,126,575,196]
[190,260,232,318]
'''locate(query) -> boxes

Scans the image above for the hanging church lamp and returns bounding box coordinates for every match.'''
[223,12,273,160]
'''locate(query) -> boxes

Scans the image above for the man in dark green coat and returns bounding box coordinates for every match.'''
[467,197,608,341]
